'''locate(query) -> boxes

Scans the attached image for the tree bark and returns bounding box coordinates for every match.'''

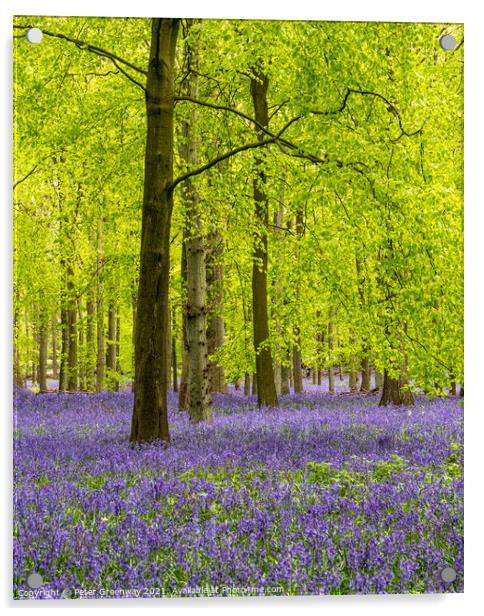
[250,67,278,408]
[51,319,58,379]
[243,372,251,396]
[130,18,180,443]
[96,218,105,392]
[107,300,118,391]
[379,368,415,406]
[292,336,304,394]
[66,265,77,392]
[360,356,371,392]
[171,306,178,392]
[328,305,335,394]
[178,238,190,412]
[38,314,48,393]
[180,21,212,423]
[59,305,69,392]
[86,296,95,391]
[206,229,226,393]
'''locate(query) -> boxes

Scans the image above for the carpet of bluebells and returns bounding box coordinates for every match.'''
[13,383,463,599]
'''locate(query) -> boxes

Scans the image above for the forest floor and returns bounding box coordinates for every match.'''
[13,384,463,598]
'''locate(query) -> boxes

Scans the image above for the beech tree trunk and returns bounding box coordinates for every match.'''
[379,368,415,406]
[281,363,291,395]
[178,239,190,412]
[172,306,178,392]
[66,265,77,392]
[206,229,226,393]
[244,372,251,396]
[360,356,371,392]
[86,296,95,391]
[59,305,69,392]
[96,218,105,392]
[292,336,304,394]
[130,18,180,443]
[107,300,118,391]
[51,320,58,379]
[180,22,212,423]
[38,314,48,393]
[328,306,335,394]
[250,67,278,408]
[375,370,384,390]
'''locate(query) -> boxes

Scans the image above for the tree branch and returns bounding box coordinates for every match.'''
[169,117,302,193]
[13,24,147,81]
[310,88,425,141]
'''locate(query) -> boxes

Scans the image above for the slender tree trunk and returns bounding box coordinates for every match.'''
[281,363,291,395]
[179,23,211,423]
[38,314,48,393]
[77,298,86,391]
[116,308,121,390]
[292,337,304,394]
[171,306,178,392]
[178,239,190,412]
[107,300,118,391]
[130,18,180,443]
[206,229,226,393]
[13,292,25,388]
[328,306,335,394]
[252,372,258,396]
[274,363,282,395]
[51,319,58,379]
[96,218,105,392]
[250,67,278,408]
[66,264,77,392]
[59,305,69,392]
[86,296,95,391]
[360,356,371,392]
[244,372,251,396]
[375,370,384,390]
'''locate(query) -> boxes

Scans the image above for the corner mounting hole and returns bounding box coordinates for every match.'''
[439,34,456,51]
[25,28,43,44]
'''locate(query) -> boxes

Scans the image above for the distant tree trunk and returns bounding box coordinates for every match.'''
[460,384,464,397]
[77,298,86,391]
[292,336,304,394]
[66,264,77,392]
[244,372,251,396]
[51,319,58,379]
[13,294,25,388]
[130,18,180,443]
[14,344,24,388]
[375,370,384,390]
[180,24,211,423]
[360,356,371,392]
[59,305,69,392]
[328,306,335,394]
[116,308,121,388]
[96,219,105,393]
[281,363,291,395]
[252,372,258,396]
[250,67,278,408]
[379,368,415,406]
[38,314,48,394]
[171,306,178,392]
[274,363,282,395]
[178,239,190,412]
[107,300,118,391]
[86,296,95,391]
[206,229,226,393]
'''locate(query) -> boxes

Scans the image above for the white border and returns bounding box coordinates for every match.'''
[1,1,482,614]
